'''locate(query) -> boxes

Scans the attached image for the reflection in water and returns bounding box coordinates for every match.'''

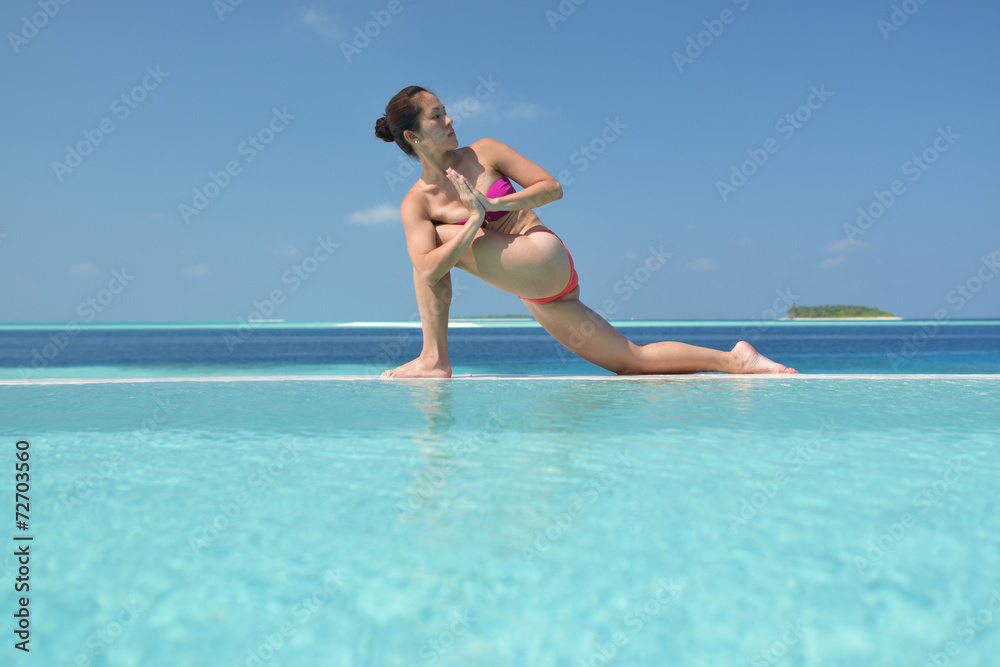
[396,380,504,527]
[392,378,805,551]
[407,380,457,442]
[514,377,769,437]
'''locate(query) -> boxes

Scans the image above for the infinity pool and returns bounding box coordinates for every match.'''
[3,374,998,666]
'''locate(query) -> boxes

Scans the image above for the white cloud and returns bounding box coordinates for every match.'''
[297,4,345,39]
[819,255,846,269]
[504,101,550,121]
[446,98,552,126]
[446,98,491,122]
[70,262,99,276]
[824,239,868,253]
[347,203,398,225]
[300,7,325,24]
[275,245,300,257]
[184,263,211,277]
[686,258,717,271]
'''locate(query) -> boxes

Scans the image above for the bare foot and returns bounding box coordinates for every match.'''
[729,341,798,374]
[380,356,452,379]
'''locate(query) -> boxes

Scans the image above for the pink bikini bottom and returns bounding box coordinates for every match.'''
[518,230,579,305]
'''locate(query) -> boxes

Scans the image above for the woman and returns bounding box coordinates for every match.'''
[374,86,796,377]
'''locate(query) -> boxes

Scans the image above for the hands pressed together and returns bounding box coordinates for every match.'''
[445,168,493,221]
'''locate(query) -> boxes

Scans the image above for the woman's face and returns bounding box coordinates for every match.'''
[410,92,457,152]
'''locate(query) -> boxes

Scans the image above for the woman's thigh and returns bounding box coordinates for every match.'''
[432,225,573,300]
[522,290,640,373]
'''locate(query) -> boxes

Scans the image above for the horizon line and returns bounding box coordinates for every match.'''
[1,317,999,330]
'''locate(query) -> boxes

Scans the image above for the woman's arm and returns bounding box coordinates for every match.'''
[474,138,563,212]
[402,170,485,286]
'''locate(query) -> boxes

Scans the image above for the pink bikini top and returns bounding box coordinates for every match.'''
[451,176,516,226]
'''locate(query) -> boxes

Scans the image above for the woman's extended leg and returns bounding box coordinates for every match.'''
[523,290,796,374]
[380,268,453,378]
[383,224,795,376]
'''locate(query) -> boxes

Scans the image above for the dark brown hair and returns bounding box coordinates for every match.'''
[375,85,430,158]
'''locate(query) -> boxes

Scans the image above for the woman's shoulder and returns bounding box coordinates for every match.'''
[399,186,435,228]
[463,139,512,176]
[467,138,524,171]
[401,182,429,213]
[400,172,446,220]
[468,137,507,155]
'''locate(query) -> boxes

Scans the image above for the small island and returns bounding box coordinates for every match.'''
[785,304,900,320]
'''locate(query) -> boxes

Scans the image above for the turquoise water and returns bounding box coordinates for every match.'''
[3,320,1000,378]
[3,375,999,665]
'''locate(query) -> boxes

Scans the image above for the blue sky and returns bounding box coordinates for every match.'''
[2,0,998,323]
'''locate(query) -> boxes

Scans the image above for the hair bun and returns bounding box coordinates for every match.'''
[374,116,394,142]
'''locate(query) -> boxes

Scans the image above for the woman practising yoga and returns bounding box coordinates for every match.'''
[374,86,796,377]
